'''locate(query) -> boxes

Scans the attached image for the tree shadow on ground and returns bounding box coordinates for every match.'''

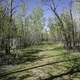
[0,73,32,80]
[0,66,17,80]
[4,76,17,80]
[0,51,80,80]
[0,45,65,65]
[42,66,80,80]
[18,73,32,80]
[0,49,43,80]
[0,49,43,65]
[50,46,64,51]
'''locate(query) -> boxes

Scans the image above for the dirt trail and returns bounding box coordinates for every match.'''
[0,44,78,80]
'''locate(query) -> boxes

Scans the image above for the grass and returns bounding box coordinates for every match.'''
[0,43,80,80]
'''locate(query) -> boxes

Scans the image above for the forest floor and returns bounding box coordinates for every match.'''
[0,42,80,80]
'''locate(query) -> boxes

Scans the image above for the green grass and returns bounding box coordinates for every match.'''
[0,43,80,80]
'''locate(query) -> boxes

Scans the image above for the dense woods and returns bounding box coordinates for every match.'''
[0,0,80,80]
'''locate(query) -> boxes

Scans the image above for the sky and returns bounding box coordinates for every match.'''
[13,0,72,30]
[14,0,71,18]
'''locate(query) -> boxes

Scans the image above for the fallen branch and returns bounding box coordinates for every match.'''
[42,67,80,80]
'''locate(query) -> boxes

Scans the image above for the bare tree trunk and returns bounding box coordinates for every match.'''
[5,0,14,54]
[70,9,75,50]
[49,0,69,49]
